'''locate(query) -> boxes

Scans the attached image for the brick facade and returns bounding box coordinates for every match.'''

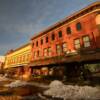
[30,2,100,66]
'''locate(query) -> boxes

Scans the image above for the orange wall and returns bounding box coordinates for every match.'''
[31,10,100,62]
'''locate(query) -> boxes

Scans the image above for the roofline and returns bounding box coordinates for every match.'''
[31,1,100,40]
[13,43,30,52]
[5,43,30,55]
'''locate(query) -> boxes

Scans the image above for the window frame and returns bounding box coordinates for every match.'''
[74,38,81,49]
[62,42,67,54]
[34,51,37,58]
[48,47,52,56]
[82,35,91,48]
[66,27,71,35]
[36,41,38,47]
[41,39,43,45]
[37,50,40,57]
[56,44,62,55]
[58,31,62,38]
[44,48,48,57]
[51,33,55,41]
[46,36,48,43]
[76,22,82,31]
[32,43,34,48]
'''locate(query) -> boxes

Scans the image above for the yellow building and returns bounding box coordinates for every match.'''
[0,56,5,71]
[4,43,32,78]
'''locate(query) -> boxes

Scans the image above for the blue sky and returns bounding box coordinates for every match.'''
[0,0,98,55]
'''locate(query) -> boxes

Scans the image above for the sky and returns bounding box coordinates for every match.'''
[0,0,98,55]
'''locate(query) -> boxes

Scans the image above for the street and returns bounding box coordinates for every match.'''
[0,75,100,100]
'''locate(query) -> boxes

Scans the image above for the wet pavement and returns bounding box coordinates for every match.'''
[0,81,47,100]
[0,80,62,100]
[0,78,100,100]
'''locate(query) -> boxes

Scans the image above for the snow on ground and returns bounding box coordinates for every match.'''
[4,78,48,88]
[4,80,30,88]
[44,80,100,100]
[0,74,9,81]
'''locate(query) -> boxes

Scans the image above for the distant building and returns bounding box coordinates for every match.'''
[4,43,31,78]
[0,56,5,70]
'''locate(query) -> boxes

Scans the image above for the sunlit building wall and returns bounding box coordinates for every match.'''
[0,56,5,70]
[4,43,31,69]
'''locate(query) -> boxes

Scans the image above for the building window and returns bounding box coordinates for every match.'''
[51,33,55,41]
[32,43,34,48]
[34,51,37,58]
[41,39,43,45]
[96,14,100,24]
[44,48,48,57]
[24,54,27,61]
[56,44,62,55]
[74,39,81,49]
[46,37,48,43]
[83,36,90,47]
[36,41,38,47]
[26,54,29,61]
[62,43,67,54]
[37,50,40,57]
[58,31,62,38]
[22,56,24,62]
[67,27,71,34]
[76,22,82,31]
[48,47,51,56]
[23,55,25,62]
[13,58,16,63]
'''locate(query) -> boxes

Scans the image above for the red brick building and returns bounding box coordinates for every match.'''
[29,2,100,79]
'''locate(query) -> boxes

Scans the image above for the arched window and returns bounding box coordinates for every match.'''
[51,33,55,40]
[41,39,43,45]
[46,36,48,43]
[76,22,82,31]
[58,31,62,38]
[37,50,40,57]
[36,41,38,47]
[66,27,71,34]
[32,43,34,48]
